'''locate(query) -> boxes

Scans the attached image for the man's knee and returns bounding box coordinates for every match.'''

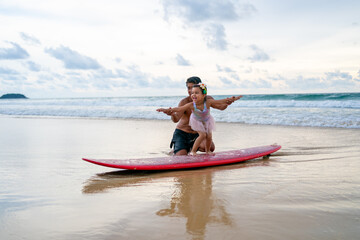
[175,149,188,156]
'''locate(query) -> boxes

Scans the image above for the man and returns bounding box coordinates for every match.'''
[164,76,232,156]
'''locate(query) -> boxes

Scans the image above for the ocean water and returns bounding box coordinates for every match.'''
[0,92,359,128]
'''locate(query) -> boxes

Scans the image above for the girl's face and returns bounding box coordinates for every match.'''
[191,87,205,104]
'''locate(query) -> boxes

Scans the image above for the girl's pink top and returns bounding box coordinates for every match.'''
[192,100,210,122]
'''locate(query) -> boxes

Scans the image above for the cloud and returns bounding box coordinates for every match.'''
[324,70,355,87]
[235,79,272,89]
[25,61,41,72]
[176,54,191,66]
[216,64,235,73]
[87,65,183,90]
[161,0,256,51]
[162,0,256,23]
[219,76,233,86]
[285,70,358,90]
[325,70,352,81]
[0,66,25,82]
[121,65,150,87]
[227,78,272,89]
[219,75,272,89]
[248,45,270,62]
[203,23,227,50]
[281,75,325,90]
[45,45,101,70]
[35,64,176,92]
[0,66,19,75]
[86,68,127,90]
[87,65,151,89]
[230,73,240,81]
[0,42,29,60]
[162,0,236,23]
[217,65,240,83]
[151,76,183,88]
[20,32,41,45]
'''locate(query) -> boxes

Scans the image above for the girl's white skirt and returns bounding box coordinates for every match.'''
[189,113,215,133]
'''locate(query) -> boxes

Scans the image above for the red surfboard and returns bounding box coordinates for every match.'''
[82,145,281,171]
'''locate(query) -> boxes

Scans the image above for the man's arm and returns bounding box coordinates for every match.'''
[170,98,188,123]
[171,111,183,123]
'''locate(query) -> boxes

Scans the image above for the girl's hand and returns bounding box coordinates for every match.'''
[233,95,243,101]
[156,107,173,115]
[226,95,243,105]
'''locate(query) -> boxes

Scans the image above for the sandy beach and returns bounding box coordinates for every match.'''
[0,116,359,239]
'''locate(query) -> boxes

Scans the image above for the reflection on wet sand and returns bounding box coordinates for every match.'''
[156,172,233,239]
[82,159,271,239]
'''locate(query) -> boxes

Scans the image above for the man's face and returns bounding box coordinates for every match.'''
[186,83,195,96]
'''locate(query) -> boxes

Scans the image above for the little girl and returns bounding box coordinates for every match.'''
[157,83,242,155]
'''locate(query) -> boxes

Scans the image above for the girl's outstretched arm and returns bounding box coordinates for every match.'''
[156,102,192,115]
[208,95,228,110]
[208,96,242,108]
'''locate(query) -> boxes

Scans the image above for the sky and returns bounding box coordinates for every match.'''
[0,0,359,98]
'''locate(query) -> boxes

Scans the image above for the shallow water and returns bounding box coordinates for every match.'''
[0,117,359,239]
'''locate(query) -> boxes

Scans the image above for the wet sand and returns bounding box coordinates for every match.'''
[0,116,359,239]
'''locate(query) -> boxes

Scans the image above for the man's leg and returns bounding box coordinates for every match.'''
[175,149,188,156]
[171,129,192,156]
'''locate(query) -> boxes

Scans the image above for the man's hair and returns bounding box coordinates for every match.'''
[186,76,202,84]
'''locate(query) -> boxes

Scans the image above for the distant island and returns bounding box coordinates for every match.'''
[0,93,28,99]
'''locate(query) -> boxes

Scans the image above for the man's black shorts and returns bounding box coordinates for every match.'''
[170,129,199,154]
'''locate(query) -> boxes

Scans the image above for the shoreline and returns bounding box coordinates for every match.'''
[1,114,359,131]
